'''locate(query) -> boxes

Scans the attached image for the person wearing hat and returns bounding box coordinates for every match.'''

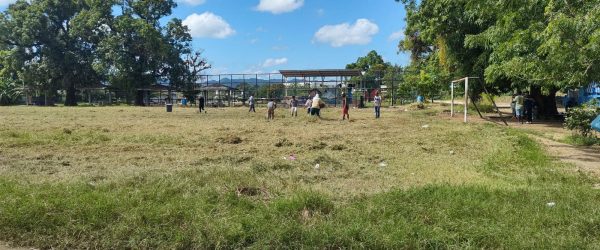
[311,94,324,117]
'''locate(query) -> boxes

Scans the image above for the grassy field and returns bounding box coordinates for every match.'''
[1,105,599,248]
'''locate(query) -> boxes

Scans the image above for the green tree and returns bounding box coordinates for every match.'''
[397,0,494,102]
[97,0,199,105]
[398,0,600,115]
[0,77,22,105]
[0,0,113,106]
[346,50,391,88]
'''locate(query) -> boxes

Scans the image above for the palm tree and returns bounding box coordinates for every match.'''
[0,78,23,105]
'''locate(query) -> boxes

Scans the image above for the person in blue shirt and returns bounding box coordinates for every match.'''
[181,97,187,106]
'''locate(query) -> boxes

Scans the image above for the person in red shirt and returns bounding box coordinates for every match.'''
[341,93,349,120]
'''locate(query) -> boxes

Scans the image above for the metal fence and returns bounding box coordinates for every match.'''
[193,73,413,108]
[23,73,423,107]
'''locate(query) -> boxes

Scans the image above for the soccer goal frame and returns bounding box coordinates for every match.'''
[450,77,478,123]
[450,76,508,126]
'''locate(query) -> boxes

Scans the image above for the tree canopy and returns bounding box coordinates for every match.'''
[0,0,207,105]
[397,0,600,115]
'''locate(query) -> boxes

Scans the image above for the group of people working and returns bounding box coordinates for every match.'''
[246,91,383,120]
[511,92,536,124]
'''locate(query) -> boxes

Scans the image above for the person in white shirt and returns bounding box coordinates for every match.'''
[248,95,256,112]
[290,96,298,117]
[305,98,312,115]
[267,99,276,120]
[311,94,324,117]
[374,91,382,118]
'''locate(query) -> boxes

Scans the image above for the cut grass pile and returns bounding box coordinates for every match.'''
[0,106,599,248]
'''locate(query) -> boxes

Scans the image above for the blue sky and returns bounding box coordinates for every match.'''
[1,0,410,75]
[175,0,409,74]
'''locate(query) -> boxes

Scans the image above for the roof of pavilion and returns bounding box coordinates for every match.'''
[279,69,362,78]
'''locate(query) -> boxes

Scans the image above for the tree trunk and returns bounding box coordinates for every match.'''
[530,85,558,117]
[134,90,145,106]
[64,82,78,106]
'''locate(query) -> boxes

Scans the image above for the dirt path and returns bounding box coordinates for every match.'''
[435,101,599,175]
[532,136,600,175]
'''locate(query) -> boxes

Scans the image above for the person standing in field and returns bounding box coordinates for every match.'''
[374,91,382,118]
[311,94,324,117]
[248,95,256,112]
[305,97,313,115]
[181,96,187,107]
[524,94,536,124]
[341,93,349,120]
[198,96,205,113]
[514,92,525,124]
[267,99,276,120]
[290,96,298,117]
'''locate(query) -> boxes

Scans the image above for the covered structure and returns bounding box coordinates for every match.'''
[279,69,363,107]
[136,84,172,105]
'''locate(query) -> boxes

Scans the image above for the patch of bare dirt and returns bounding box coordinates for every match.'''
[534,136,600,176]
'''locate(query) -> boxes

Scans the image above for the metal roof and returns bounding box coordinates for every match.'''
[279,69,362,77]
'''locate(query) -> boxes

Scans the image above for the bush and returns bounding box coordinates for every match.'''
[564,101,600,137]
[0,78,22,105]
[563,134,600,146]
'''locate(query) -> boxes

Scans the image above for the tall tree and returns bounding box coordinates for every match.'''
[0,0,113,106]
[398,0,600,115]
[346,50,391,88]
[397,0,496,101]
[98,0,203,105]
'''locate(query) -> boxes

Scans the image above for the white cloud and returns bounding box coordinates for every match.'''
[250,38,259,44]
[0,0,17,6]
[388,30,405,41]
[256,26,267,32]
[255,0,304,14]
[178,0,206,6]
[313,19,379,47]
[316,9,325,17]
[262,57,288,68]
[182,12,236,39]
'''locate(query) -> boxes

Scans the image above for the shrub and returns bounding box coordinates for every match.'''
[0,78,22,105]
[564,101,600,137]
[563,134,599,146]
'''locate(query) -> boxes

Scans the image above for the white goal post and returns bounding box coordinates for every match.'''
[451,77,479,123]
